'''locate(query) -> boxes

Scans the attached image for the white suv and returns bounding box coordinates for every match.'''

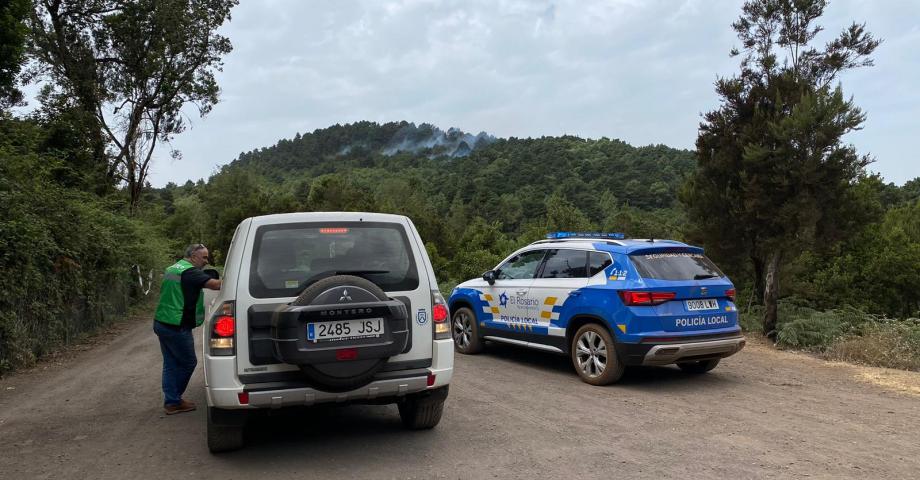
[203,212,453,452]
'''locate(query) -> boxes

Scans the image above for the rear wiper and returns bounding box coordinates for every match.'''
[302,269,390,285]
[334,269,390,276]
[694,274,718,280]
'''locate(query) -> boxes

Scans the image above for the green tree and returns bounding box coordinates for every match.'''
[0,0,29,109]
[681,0,880,338]
[28,0,237,209]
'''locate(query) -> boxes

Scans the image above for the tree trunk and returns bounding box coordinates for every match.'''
[751,254,765,305]
[762,249,783,340]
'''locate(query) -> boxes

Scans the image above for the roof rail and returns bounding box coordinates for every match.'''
[631,239,684,244]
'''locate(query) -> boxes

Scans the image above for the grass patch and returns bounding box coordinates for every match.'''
[741,297,920,371]
[825,320,920,371]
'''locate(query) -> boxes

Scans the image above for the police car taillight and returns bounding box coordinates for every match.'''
[725,288,736,301]
[618,291,675,306]
[431,290,451,340]
[209,301,236,356]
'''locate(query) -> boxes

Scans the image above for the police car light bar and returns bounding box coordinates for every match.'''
[546,232,626,240]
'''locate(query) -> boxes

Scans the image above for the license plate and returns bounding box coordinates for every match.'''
[307,318,384,342]
[686,299,719,311]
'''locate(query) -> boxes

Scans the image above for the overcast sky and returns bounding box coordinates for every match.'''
[129,0,919,187]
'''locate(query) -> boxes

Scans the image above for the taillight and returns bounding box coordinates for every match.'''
[214,316,235,337]
[725,288,736,302]
[433,304,448,322]
[618,290,676,306]
[431,290,450,340]
[209,301,235,356]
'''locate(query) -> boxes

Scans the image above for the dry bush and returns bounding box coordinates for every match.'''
[824,320,920,372]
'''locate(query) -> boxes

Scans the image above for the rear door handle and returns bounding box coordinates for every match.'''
[516,290,528,296]
[569,292,581,297]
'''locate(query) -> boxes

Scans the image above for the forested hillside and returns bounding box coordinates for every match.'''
[150,122,695,284]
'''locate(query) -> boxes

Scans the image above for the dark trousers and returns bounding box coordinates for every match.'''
[153,320,198,406]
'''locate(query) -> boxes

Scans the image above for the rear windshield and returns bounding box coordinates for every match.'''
[249,222,419,298]
[629,252,724,281]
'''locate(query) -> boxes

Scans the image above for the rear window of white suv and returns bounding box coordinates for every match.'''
[248,222,419,298]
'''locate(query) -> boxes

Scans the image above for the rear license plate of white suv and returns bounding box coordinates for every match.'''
[307,318,384,342]
[685,299,719,311]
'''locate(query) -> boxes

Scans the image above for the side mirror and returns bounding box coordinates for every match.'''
[203,268,220,280]
[482,270,496,285]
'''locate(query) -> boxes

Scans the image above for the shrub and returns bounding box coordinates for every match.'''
[0,118,169,375]
[826,319,920,371]
[775,306,875,350]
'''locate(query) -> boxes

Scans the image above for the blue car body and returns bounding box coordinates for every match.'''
[448,236,746,366]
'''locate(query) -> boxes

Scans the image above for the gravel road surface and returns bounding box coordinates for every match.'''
[1,314,918,479]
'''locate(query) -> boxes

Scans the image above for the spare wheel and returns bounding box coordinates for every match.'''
[271,275,409,392]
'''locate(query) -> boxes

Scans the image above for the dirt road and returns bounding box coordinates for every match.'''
[1,314,918,480]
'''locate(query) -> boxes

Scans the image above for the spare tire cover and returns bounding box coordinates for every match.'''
[287,275,391,392]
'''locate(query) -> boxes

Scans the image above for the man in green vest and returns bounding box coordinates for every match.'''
[153,244,222,415]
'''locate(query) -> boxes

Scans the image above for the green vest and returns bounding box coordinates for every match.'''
[154,259,205,327]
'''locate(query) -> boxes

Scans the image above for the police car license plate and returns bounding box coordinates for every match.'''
[686,299,719,311]
[307,318,384,342]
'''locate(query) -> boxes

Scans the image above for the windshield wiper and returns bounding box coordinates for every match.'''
[694,274,718,280]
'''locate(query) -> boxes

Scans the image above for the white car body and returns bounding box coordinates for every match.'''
[203,212,453,411]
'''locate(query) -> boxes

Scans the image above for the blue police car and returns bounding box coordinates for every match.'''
[448,232,746,385]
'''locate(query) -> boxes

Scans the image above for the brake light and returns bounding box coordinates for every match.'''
[238,392,249,405]
[214,316,235,337]
[209,301,236,355]
[433,304,448,323]
[431,290,451,340]
[618,290,676,306]
[319,227,349,234]
[725,288,736,302]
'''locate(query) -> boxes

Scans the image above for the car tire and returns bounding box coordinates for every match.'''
[398,386,448,430]
[451,307,483,354]
[571,324,625,386]
[677,358,720,373]
[207,407,244,453]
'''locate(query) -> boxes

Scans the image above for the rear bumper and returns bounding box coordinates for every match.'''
[618,335,746,366]
[245,375,430,409]
[205,338,453,409]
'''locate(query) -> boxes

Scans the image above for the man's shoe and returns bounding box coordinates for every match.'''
[164,399,197,415]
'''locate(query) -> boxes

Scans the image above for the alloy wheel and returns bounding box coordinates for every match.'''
[575,330,608,378]
[453,311,472,349]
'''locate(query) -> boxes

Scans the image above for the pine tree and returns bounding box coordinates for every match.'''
[681,0,880,338]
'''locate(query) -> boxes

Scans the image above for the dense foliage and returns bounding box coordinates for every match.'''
[0,115,169,373]
[0,0,231,374]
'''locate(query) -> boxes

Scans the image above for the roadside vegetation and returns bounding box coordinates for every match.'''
[0,0,235,374]
[1,0,917,374]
